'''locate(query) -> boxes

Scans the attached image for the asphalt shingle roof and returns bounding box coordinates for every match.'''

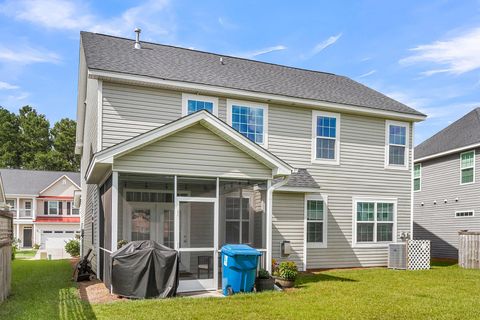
[415,107,480,160]
[80,32,424,117]
[0,169,80,195]
[274,169,320,189]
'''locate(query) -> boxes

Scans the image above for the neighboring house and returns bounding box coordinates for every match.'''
[0,169,81,256]
[76,31,425,292]
[413,107,480,259]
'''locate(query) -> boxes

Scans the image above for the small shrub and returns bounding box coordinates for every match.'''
[117,239,128,249]
[278,261,298,281]
[33,243,40,250]
[65,239,80,257]
[257,268,270,279]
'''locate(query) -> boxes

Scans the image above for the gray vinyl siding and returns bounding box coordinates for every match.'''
[413,148,480,259]
[269,103,413,268]
[272,192,305,271]
[79,69,99,268]
[113,124,272,179]
[102,82,182,148]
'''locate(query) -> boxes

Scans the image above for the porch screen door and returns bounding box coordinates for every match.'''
[176,197,218,292]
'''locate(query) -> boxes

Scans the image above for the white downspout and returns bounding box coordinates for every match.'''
[266,176,289,273]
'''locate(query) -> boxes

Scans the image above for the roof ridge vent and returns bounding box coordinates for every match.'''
[134,28,141,49]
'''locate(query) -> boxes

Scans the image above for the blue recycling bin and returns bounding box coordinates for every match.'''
[221,244,261,296]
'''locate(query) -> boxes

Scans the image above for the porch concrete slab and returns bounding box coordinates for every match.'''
[178,290,224,298]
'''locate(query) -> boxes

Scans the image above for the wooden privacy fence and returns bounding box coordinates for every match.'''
[458,231,480,269]
[0,209,13,302]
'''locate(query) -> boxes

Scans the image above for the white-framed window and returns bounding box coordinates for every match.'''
[385,120,409,169]
[414,163,421,192]
[6,199,15,209]
[312,111,340,164]
[455,210,474,217]
[227,99,268,146]
[460,150,475,184]
[47,201,59,215]
[225,197,251,244]
[305,195,327,248]
[353,198,396,246]
[24,201,32,210]
[182,93,218,116]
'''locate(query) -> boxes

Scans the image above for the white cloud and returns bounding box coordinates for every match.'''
[0,81,19,90]
[400,27,480,75]
[0,0,173,38]
[301,33,342,59]
[358,70,377,78]
[233,45,287,59]
[0,44,60,64]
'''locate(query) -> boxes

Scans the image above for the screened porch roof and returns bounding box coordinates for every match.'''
[86,110,294,184]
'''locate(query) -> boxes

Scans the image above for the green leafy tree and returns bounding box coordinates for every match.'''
[17,106,51,169]
[0,107,21,168]
[51,118,80,171]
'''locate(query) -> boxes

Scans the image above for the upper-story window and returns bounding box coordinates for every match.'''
[182,93,218,116]
[227,99,268,146]
[44,201,63,215]
[6,199,15,209]
[385,121,409,169]
[460,150,475,184]
[312,111,340,164]
[414,163,421,191]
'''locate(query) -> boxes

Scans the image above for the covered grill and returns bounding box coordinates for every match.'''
[111,240,179,299]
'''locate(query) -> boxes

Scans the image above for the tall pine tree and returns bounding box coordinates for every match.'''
[0,107,21,168]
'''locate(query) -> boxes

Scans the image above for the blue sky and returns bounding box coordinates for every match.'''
[0,0,479,145]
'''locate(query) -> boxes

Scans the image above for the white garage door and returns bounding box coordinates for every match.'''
[41,231,76,259]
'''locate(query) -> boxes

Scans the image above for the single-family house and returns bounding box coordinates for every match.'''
[76,31,425,292]
[0,169,81,257]
[413,107,480,259]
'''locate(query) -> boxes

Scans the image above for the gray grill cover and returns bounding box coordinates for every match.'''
[111,240,179,299]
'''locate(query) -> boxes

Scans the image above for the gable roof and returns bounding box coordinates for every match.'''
[0,169,80,195]
[80,32,425,118]
[415,107,480,161]
[87,110,294,183]
[275,168,320,192]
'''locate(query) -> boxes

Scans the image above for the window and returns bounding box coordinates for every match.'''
[305,196,327,248]
[46,201,59,215]
[227,100,267,145]
[225,197,250,244]
[312,111,340,164]
[6,199,15,209]
[386,121,409,169]
[460,150,475,184]
[24,201,32,210]
[414,163,421,191]
[354,199,395,245]
[182,93,218,116]
[456,211,474,217]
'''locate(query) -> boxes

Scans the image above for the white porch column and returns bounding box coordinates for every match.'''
[266,179,272,273]
[111,172,119,252]
[16,224,20,242]
[16,197,20,219]
[33,224,36,246]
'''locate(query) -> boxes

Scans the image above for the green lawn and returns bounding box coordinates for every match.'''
[14,249,37,260]
[2,259,480,320]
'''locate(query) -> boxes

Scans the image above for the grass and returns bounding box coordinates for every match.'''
[2,259,480,319]
[14,249,37,260]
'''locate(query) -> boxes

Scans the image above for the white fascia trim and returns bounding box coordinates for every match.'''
[88,69,426,122]
[385,120,410,171]
[39,175,81,195]
[275,187,321,193]
[5,194,38,198]
[181,93,219,117]
[311,110,341,165]
[414,142,480,163]
[226,99,269,148]
[87,111,293,180]
[97,80,103,151]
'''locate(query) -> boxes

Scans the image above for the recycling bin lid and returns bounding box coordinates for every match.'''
[221,244,262,256]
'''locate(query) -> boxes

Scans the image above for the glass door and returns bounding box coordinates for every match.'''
[176,197,217,292]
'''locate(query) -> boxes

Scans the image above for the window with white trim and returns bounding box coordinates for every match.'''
[355,200,395,244]
[455,210,474,217]
[306,196,327,247]
[414,163,421,191]
[225,197,250,244]
[182,93,218,116]
[460,150,475,184]
[6,199,15,209]
[47,201,59,215]
[386,121,409,168]
[312,111,340,163]
[227,100,267,145]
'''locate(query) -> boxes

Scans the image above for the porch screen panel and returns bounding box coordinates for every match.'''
[100,176,112,288]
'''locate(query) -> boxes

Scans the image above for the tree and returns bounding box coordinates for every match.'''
[17,106,51,169]
[0,107,21,168]
[51,118,80,171]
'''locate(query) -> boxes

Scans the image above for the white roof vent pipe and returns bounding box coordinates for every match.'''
[134,28,142,49]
